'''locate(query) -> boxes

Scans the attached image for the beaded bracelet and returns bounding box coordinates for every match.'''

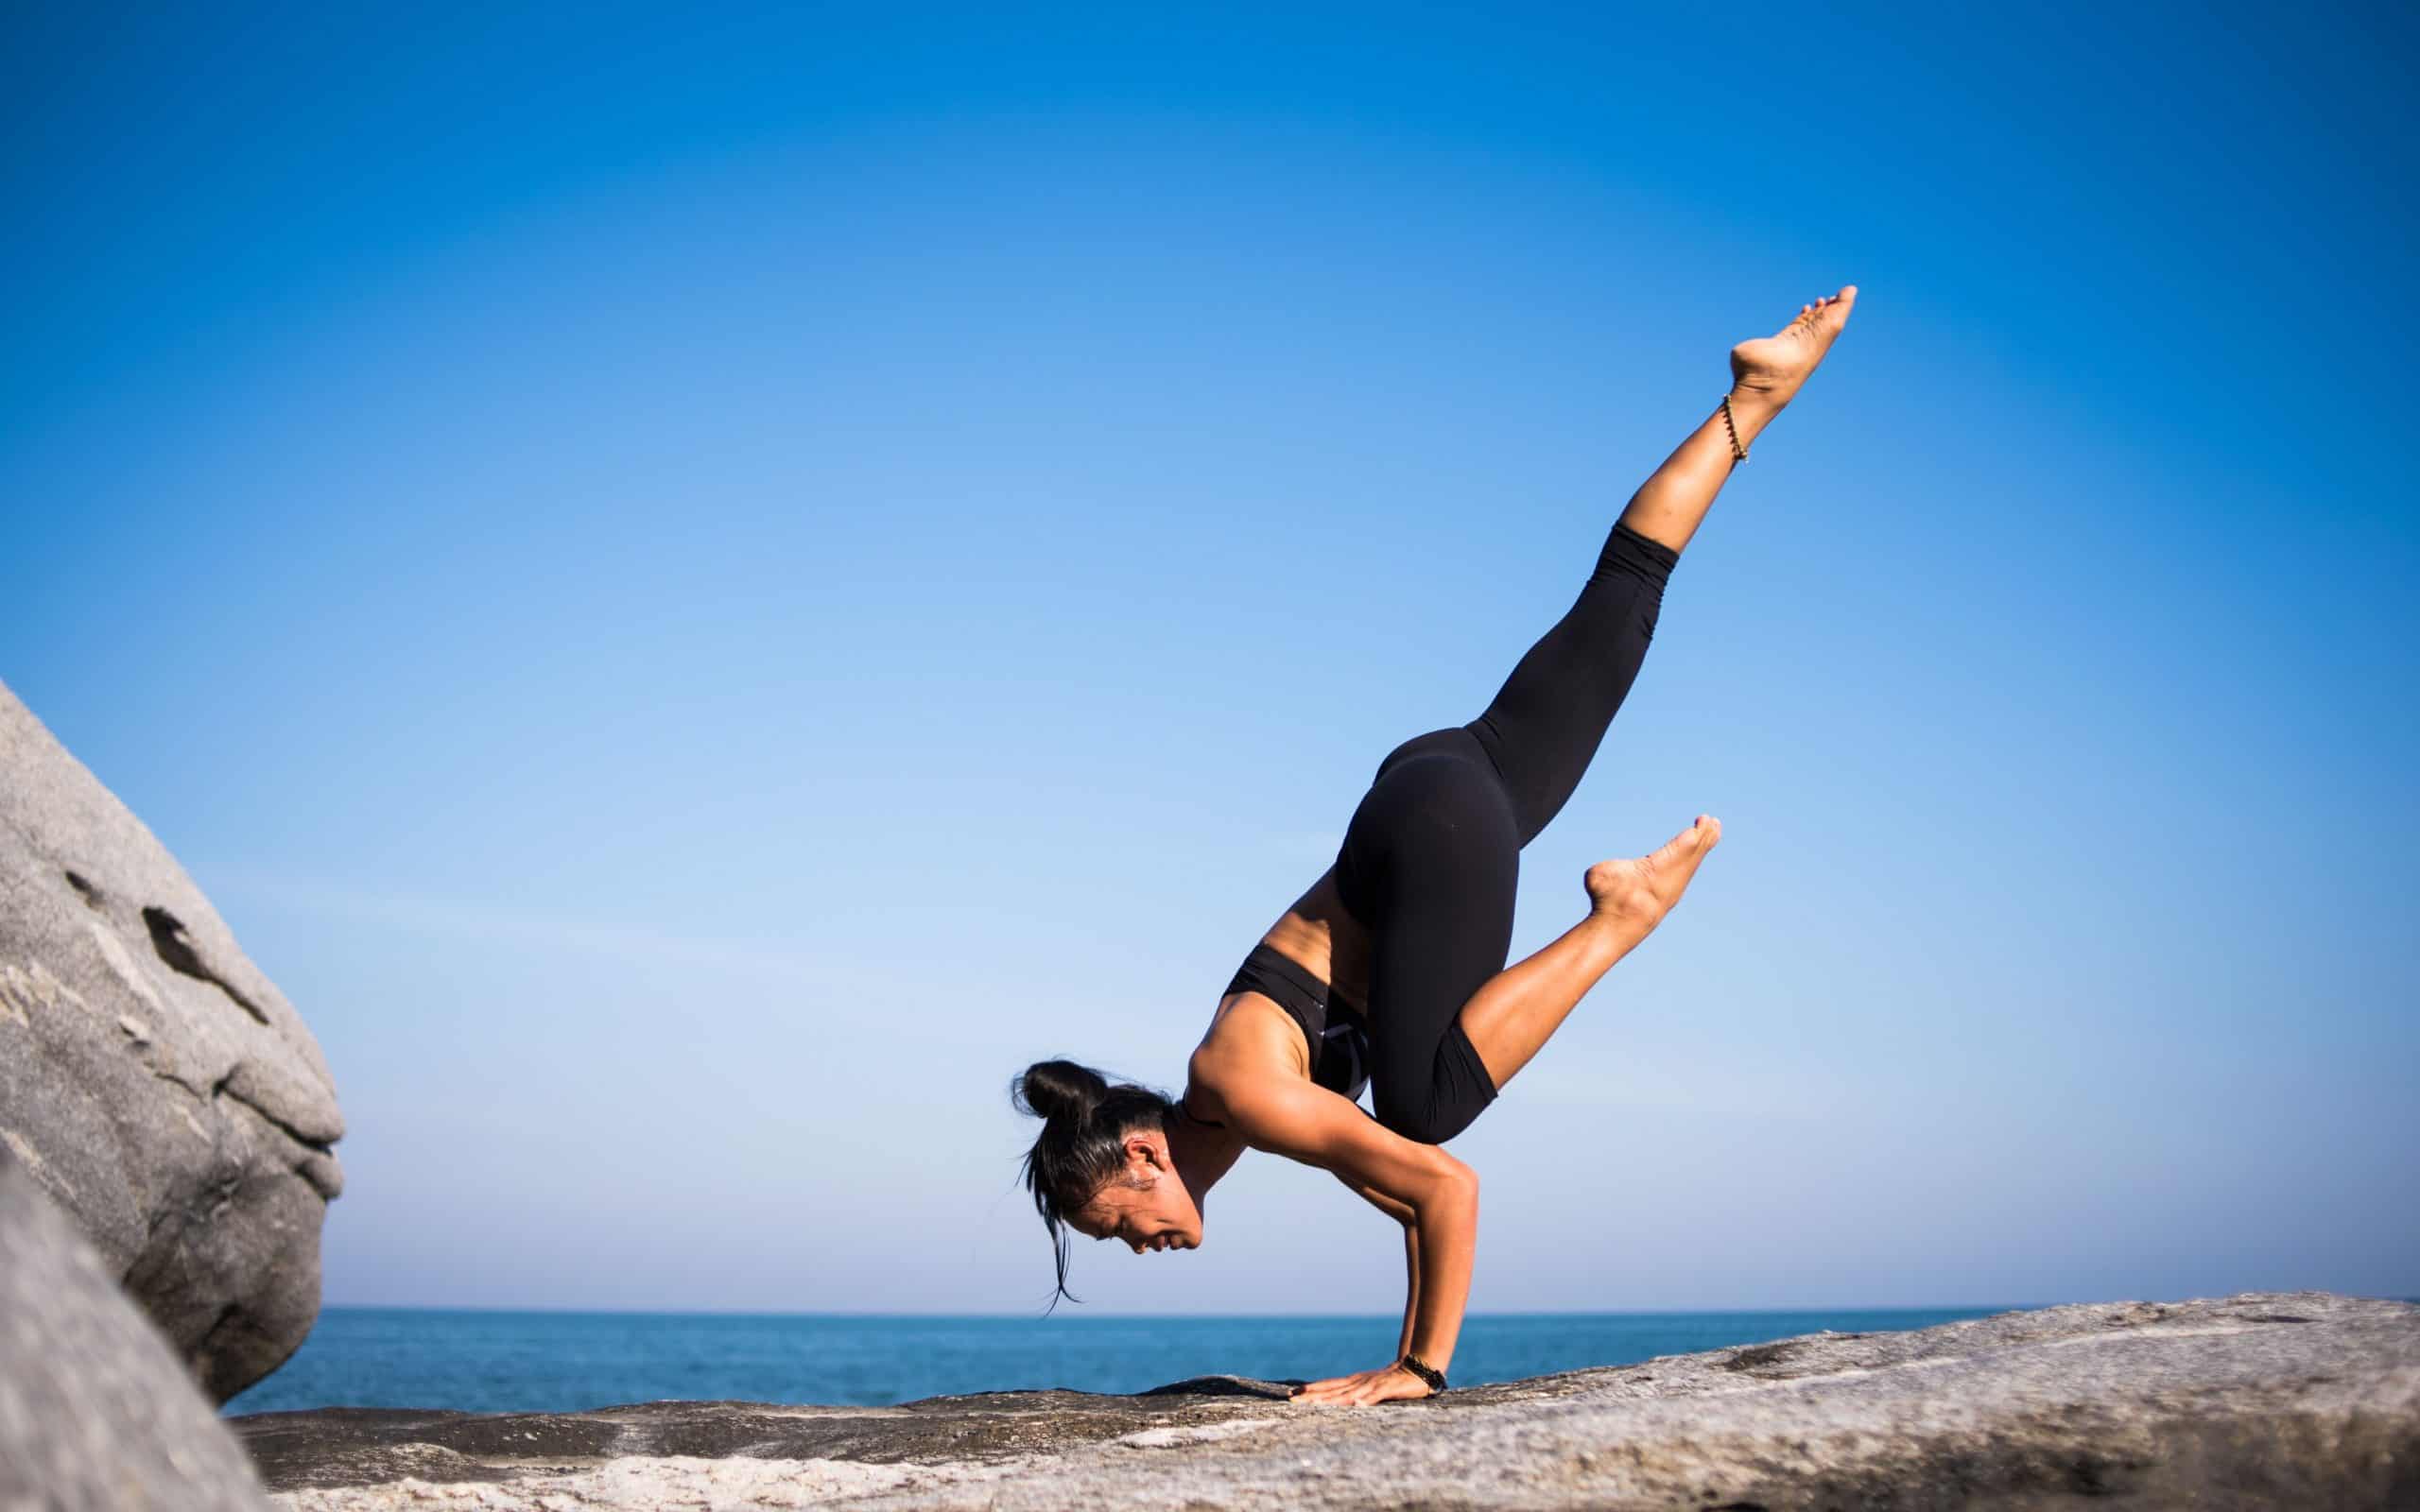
[1720,393,1751,463]
[1398,1352,1448,1395]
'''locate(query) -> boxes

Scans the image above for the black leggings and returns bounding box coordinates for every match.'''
[1333,521,1678,1144]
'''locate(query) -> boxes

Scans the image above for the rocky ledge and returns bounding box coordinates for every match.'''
[233,1290,2416,1510]
[2,678,345,1402]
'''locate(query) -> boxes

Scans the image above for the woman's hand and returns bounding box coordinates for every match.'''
[1211,1073,1477,1411]
[1288,1361,1436,1406]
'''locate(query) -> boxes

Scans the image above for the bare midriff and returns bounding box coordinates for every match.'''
[1257,867,1374,1012]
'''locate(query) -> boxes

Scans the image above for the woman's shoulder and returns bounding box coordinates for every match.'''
[1188,992,1311,1121]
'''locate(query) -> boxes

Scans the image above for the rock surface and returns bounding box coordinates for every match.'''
[0,1148,271,1511]
[233,1291,2418,1510]
[0,679,343,1402]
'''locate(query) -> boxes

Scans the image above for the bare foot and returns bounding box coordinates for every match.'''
[1584,815,1722,935]
[1729,285,1858,406]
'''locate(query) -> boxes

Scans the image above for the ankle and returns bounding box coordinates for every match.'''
[1726,381,1790,417]
[1721,385,1788,452]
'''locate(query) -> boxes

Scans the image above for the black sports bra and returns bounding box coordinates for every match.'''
[1185,944,1372,1128]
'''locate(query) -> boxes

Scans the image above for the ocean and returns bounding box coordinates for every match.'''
[223,1305,2013,1416]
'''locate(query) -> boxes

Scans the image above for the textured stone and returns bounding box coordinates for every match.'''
[0,1148,270,1511]
[0,679,343,1402]
[233,1290,2419,1509]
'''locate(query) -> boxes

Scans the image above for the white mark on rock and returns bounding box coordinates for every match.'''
[0,1125,76,1201]
[118,1013,152,1044]
[87,920,169,1019]
[1116,1417,1284,1450]
[0,959,90,1025]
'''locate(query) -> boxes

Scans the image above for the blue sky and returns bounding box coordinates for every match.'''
[4,2,2413,1316]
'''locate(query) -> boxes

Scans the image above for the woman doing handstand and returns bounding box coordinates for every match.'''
[1011,287,1859,1405]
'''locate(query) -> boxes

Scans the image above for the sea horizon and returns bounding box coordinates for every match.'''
[221,1301,2046,1417]
[295,1299,2052,1318]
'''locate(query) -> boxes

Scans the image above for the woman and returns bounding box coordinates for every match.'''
[1011,287,1858,1406]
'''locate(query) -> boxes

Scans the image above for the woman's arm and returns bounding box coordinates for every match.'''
[1400,1164,1478,1387]
[1334,1170,1422,1358]
[1219,1074,1478,1402]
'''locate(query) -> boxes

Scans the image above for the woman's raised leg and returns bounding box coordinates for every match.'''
[1466,285,1859,846]
[1451,288,1859,1091]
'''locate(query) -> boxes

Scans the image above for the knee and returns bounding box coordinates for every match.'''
[1376,1097,1482,1147]
[1373,1026,1501,1146]
[1600,521,1679,590]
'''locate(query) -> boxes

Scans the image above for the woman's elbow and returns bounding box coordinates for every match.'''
[1423,1150,1478,1209]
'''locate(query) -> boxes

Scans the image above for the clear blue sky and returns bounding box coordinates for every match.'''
[5,3,2412,1315]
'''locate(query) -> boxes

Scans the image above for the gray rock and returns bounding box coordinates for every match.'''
[0,1148,271,1511]
[0,679,342,1402]
[231,1290,2419,1509]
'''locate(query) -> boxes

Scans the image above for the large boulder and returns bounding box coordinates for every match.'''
[233,1291,2418,1509]
[0,1147,271,1511]
[0,679,343,1402]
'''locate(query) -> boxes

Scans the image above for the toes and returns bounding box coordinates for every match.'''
[1776,287,1855,337]
[1652,819,1707,863]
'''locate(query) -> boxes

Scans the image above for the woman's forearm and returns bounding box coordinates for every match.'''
[1407,1164,1478,1371]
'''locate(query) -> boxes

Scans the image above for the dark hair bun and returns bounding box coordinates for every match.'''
[1009,1059,1180,1312]
[1012,1059,1109,1125]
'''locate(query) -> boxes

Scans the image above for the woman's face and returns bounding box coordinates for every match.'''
[1066,1129,1201,1255]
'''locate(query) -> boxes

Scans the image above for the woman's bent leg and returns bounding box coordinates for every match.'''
[1338,748,1519,1144]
